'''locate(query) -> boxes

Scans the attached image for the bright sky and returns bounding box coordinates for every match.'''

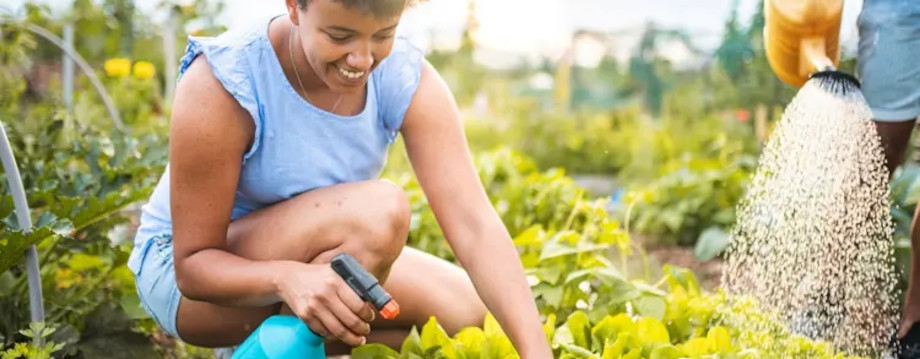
[5,0,865,65]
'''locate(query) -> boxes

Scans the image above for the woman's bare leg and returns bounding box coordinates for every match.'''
[170,180,486,350]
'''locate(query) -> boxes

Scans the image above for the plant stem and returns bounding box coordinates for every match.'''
[563,189,584,232]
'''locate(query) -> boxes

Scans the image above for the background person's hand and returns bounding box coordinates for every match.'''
[275,261,376,346]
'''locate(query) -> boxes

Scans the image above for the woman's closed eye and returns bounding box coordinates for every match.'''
[327,33,353,43]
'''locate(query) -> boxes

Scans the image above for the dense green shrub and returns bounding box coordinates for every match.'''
[0,19,168,356]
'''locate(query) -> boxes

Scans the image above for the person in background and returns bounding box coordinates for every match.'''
[126,0,553,357]
[857,0,920,357]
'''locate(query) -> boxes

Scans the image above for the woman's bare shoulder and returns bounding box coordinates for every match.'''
[170,55,255,153]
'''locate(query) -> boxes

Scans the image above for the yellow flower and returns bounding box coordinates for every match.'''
[104,58,132,77]
[133,61,156,80]
[55,268,76,289]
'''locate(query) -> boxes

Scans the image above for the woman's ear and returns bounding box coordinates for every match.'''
[286,0,301,26]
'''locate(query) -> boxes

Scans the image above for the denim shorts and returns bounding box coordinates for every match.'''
[132,234,183,338]
[857,0,920,122]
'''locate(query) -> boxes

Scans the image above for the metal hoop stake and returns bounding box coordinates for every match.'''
[0,123,45,329]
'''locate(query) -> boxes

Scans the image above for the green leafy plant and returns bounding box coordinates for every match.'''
[350,269,869,359]
[0,14,168,354]
[0,322,65,359]
[621,146,755,249]
[0,119,166,351]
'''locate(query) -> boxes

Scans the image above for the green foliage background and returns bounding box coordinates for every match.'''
[0,0,904,358]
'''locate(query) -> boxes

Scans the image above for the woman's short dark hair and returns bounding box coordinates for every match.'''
[296,0,421,18]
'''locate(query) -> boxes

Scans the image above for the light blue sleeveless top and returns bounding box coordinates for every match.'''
[127,14,425,275]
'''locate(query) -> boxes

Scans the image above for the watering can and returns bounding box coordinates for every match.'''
[764,0,844,87]
[231,253,399,359]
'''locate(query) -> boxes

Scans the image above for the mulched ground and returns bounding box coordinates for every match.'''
[646,245,724,291]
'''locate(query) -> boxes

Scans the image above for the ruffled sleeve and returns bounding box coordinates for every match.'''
[177,32,264,162]
[373,35,426,143]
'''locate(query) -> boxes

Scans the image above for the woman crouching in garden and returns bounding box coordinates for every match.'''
[126,0,553,357]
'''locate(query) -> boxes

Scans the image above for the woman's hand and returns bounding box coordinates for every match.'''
[274,261,376,347]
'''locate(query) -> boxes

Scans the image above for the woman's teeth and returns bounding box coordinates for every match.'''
[338,67,364,79]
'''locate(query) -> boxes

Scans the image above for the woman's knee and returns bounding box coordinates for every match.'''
[319,180,411,275]
[360,180,411,263]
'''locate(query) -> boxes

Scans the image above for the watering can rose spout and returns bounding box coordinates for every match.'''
[764,0,844,87]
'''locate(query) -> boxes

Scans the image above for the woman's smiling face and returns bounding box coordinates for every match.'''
[287,0,404,94]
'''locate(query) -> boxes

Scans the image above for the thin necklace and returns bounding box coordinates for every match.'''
[289,24,343,113]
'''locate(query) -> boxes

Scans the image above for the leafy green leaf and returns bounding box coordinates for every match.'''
[0,226,61,274]
[420,317,451,351]
[539,239,577,261]
[636,318,670,345]
[118,294,148,320]
[559,343,596,358]
[454,327,485,359]
[351,344,400,359]
[534,284,564,308]
[694,226,730,262]
[632,295,666,321]
[663,265,701,296]
[400,326,423,356]
[566,311,591,349]
[553,325,574,347]
[68,253,105,271]
[649,345,682,359]
[707,326,732,352]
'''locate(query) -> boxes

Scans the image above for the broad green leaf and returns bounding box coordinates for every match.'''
[539,239,577,260]
[602,278,640,304]
[68,253,105,271]
[632,281,668,297]
[420,317,451,351]
[679,337,710,356]
[534,284,564,308]
[542,313,557,343]
[637,318,670,345]
[591,314,635,344]
[0,271,14,293]
[351,343,400,359]
[484,312,505,337]
[559,343,596,359]
[707,326,732,352]
[621,348,642,359]
[664,265,701,296]
[553,325,574,347]
[694,226,730,262]
[483,332,517,359]
[111,265,135,291]
[592,267,627,284]
[512,226,543,247]
[566,311,591,349]
[0,226,61,274]
[633,295,667,321]
[119,293,148,320]
[649,345,682,359]
[454,327,485,359]
[564,269,593,285]
[600,332,632,359]
[535,265,565,285]
[401,326,423,356]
